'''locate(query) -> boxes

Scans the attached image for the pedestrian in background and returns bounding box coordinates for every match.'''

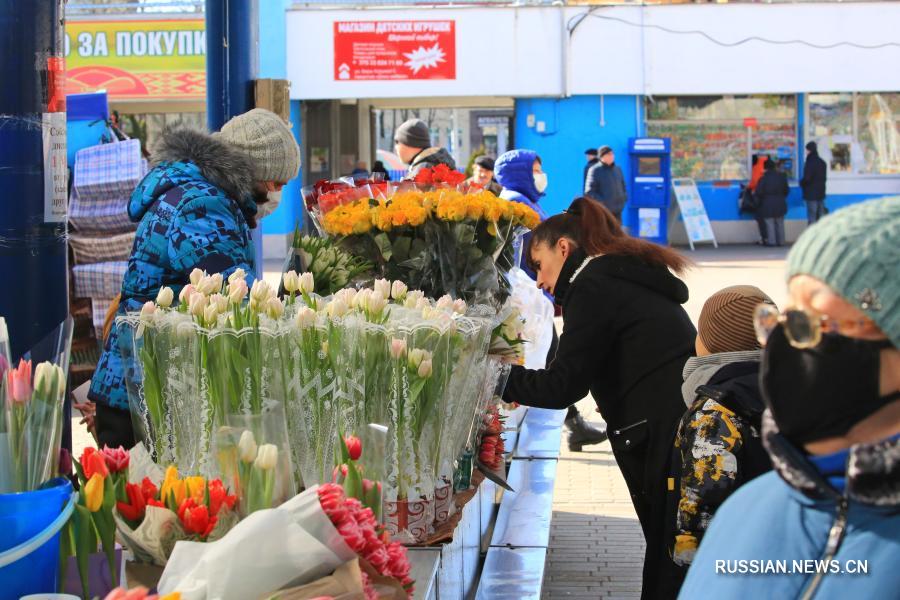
[504,197,696,599]
[393,118,456,179]
[661,285,775,596]
[585,145,628,222]
[468,155,503,195]
[680,198,900,599]
[371,160,391,181]
[745,154,769,245]
[754,159,789,247]
[583,147,599,192]
[800,141,827,224]
[350,160,368,181]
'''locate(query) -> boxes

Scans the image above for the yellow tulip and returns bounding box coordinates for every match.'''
[160,465,186,505]
[84,474,105,512]
[185,476,207,504]
[159,593,182,600]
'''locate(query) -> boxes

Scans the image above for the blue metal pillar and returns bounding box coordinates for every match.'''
[206,0,262,274]
[0,0,68,361]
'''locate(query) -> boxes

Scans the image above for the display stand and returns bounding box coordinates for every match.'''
[671,178,718,251]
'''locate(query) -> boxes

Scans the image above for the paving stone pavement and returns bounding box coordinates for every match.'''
[541,246,788,599]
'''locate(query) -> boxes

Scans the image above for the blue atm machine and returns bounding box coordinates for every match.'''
[626,137,672,245]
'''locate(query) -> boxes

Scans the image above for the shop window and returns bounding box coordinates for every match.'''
[646,95,797,181]
[808,92,900,176]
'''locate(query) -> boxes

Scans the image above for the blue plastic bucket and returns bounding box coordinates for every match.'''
[0,478,75,599]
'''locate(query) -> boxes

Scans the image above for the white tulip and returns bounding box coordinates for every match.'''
[238,430,257,463]
[373,278,391,299]
[335,288,357,307]
[327,298,349,318]
[415,297,430,310]
[189,268,205,287]
[452,299,467,315]
[210,293,228,314]
[299,272,315,295]
[353,288,372,310]
[418,359,433,379]
[228,279,248,305]
[197,275,219,296]
[390,338,407,359]
[178,284,195,306]
[366,291,388,315]
[282,270,300,294]
[295,306,317,329]
[436,295,454,310]
[210,273,224,293]
[254,444,279,471]
[250,280,274,304]
[140,301,157,323]
[189,292,208,317]
[156,287,174,309]
[203,303,219,324]
[228,268,246,285]
[408,348,427,369]
[265,297,285,320]
[390,280,408,301]
[403,290,425,308]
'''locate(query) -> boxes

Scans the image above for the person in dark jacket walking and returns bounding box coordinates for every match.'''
[800,141,827,224]
[88,108,301,448]
[495,151,607,450]
[371,160,391,181]
[583,147,599,192]
[504,197,696,599]
[585,145,628,222]
[661,285,775,597]
[393,118,456,179]
[680,198,900,600]
[754,159,789,247]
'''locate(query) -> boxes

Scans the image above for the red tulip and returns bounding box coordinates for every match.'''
[140,477,159,503]
[101,446,130,473]
[178,498,217,539]
[117,482,147,524]
[208,479,237,517]
[81,447,110,480]
[344,435,362,461]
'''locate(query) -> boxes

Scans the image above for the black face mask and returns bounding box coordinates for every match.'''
[761,324,899,446]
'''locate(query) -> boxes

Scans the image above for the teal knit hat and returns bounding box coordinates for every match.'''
[787,197,900,348]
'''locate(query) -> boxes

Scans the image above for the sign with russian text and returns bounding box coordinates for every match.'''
[333,20,456,81]
[64,19,206,101]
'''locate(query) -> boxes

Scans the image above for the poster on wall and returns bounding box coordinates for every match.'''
[64,18,206,100]
[333,20,456,81]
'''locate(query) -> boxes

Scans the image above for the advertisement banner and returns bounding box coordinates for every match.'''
[333,20,456,81]
[64,19,206,101]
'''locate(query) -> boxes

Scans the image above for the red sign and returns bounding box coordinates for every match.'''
[47,56,67,112]
[334,20,456,81]
[743,117,758,128]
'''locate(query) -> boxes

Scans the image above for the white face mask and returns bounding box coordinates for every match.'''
[533,172,548,194]
[256,190,282,219]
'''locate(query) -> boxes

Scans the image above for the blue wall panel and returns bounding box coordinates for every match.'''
[513,95,640,218]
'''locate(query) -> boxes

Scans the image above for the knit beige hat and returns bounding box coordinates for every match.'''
[698,285,776,355]
[216,108,301,183]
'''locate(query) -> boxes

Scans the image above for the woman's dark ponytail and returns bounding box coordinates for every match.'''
[527,197,691,275]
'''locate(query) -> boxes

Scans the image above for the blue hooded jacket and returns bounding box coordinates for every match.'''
[494,149,548,220]
[89,128,258,410]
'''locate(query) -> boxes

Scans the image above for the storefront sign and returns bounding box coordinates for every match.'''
[333,20,456,81]
[64,19,206,100]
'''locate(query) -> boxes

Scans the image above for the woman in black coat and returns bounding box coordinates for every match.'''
[754,159,790,247]
[504,197,696,599]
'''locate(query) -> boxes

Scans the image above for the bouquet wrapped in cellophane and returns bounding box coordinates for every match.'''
[304,165,540,308]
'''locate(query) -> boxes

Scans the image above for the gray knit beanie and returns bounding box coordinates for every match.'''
[394,119,431,149]
[216,108,300,183]
[787,197,900,348]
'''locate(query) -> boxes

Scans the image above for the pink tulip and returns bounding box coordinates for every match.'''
[101,445,130,473]
[6,359,32,405]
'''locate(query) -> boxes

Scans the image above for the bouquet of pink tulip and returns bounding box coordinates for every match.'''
[0,317,73,493]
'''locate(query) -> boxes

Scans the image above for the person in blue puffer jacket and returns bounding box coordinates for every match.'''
[494,149,608,452]
[88,108,301,448]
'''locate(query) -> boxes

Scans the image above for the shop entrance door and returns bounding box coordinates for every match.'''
[302,100,360,183]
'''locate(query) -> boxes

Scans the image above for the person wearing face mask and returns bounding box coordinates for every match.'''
[503,197,697,598]
[679,198,900,600]
[88,108,301,448]
[585,145,628,223]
